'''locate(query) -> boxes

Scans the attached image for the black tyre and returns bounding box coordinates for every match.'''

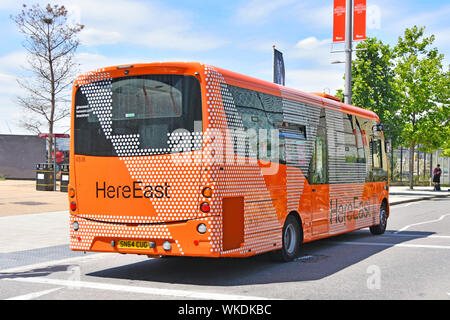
[272,215,302,262]
[370,201,388,235]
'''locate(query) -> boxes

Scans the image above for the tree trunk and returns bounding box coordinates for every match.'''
[409,141,415,190]
[47,129,53,165]
[47,22,55,166]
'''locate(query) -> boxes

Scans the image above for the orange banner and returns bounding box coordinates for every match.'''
[333,0,346,42]
[353,0,366,41]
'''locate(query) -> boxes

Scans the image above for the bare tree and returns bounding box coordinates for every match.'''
[12,3,84,163]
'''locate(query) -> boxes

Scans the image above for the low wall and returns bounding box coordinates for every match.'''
[0,134,46,179]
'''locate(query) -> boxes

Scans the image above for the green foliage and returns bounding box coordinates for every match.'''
[336,25,449,154]
[350,37,402,147]
[394,26,449,153]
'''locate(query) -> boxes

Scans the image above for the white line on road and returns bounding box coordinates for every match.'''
[0,253,110,274]
[5,287,62,300]
[327,241,450,250]
[384,233,450,239]
[392,201,425,208]
[394,214,450,233]
[5,277,273,300]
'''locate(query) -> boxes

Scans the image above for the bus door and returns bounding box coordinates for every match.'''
[309,112,329,236]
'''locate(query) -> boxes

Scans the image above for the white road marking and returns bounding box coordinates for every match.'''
[391,201,425,208]
[383,233,450,239]
[394,214,450,233]
[0,253,110,274]
[5,277,273,300]
[327,241,450,250]
[5,287,62,300]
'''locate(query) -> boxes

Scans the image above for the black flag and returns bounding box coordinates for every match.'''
[273,48,285,86]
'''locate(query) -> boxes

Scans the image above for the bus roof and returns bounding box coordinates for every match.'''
[77,61,380,122]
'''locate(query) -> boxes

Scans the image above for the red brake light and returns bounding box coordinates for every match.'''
[200,202,210,213]
[70,201,77,211]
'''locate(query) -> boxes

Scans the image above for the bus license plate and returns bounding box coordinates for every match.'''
[117,240,150,250]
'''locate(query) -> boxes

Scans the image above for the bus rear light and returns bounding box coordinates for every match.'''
[200,202,210,213]
[197,223,207,234]
[70,202,77,211]
[162,241,171,251]
[202,187,212,198]
[72,221,79,231]
[69,188,76,198]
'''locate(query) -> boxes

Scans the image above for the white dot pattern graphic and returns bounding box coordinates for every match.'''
[202,65,283,256]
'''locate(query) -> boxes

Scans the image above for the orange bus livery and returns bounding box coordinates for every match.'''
[69,62,389,261]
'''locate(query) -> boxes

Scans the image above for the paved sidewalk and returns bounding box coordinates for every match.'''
[0,210,69,253]
[1,179,449,217]
[0,180,68,217]
[389,186,450,205]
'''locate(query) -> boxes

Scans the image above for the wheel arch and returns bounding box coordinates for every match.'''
[286,210,304,243]
[382,197,389,217]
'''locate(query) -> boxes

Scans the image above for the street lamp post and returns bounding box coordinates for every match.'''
[344,0,353,105]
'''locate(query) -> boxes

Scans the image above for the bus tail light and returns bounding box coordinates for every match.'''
[202,187,212,198]
[162,241,171,251]
[197,223,207,234]
[70,201,77,211]
[69,188,76,198]
[200,202,210,213]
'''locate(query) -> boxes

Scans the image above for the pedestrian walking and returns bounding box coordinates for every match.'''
[433,164,442,191]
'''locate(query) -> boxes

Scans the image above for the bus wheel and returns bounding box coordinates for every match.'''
[272,215,302,262]
[370,201,388,235]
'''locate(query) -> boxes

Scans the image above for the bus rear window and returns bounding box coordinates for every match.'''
[112,76,182,120]
[74,74,202,157]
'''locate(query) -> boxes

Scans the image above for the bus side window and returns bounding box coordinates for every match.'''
[371,139,382,169]
[370,137,388,182]
[229,85,285,163]
[355,120,366,164]
[308,109,328,184]
[343,115,358,163]
[357,117,373,182]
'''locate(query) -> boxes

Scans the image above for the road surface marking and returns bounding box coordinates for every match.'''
[391,201,425,208]
[5,287,62,300]
[0,253,109,274]
[5,277,273,300]
[383,233,450,239]
[327,241,450,250]
[394,214,450,233]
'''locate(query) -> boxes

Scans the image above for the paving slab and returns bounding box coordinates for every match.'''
[0,180,68,217]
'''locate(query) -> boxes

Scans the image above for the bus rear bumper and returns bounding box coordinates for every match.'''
[69,214,219,258]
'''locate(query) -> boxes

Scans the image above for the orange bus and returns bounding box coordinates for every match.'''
[69,62,389,261]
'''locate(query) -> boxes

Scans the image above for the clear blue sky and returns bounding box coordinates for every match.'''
[0,0,449,134]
